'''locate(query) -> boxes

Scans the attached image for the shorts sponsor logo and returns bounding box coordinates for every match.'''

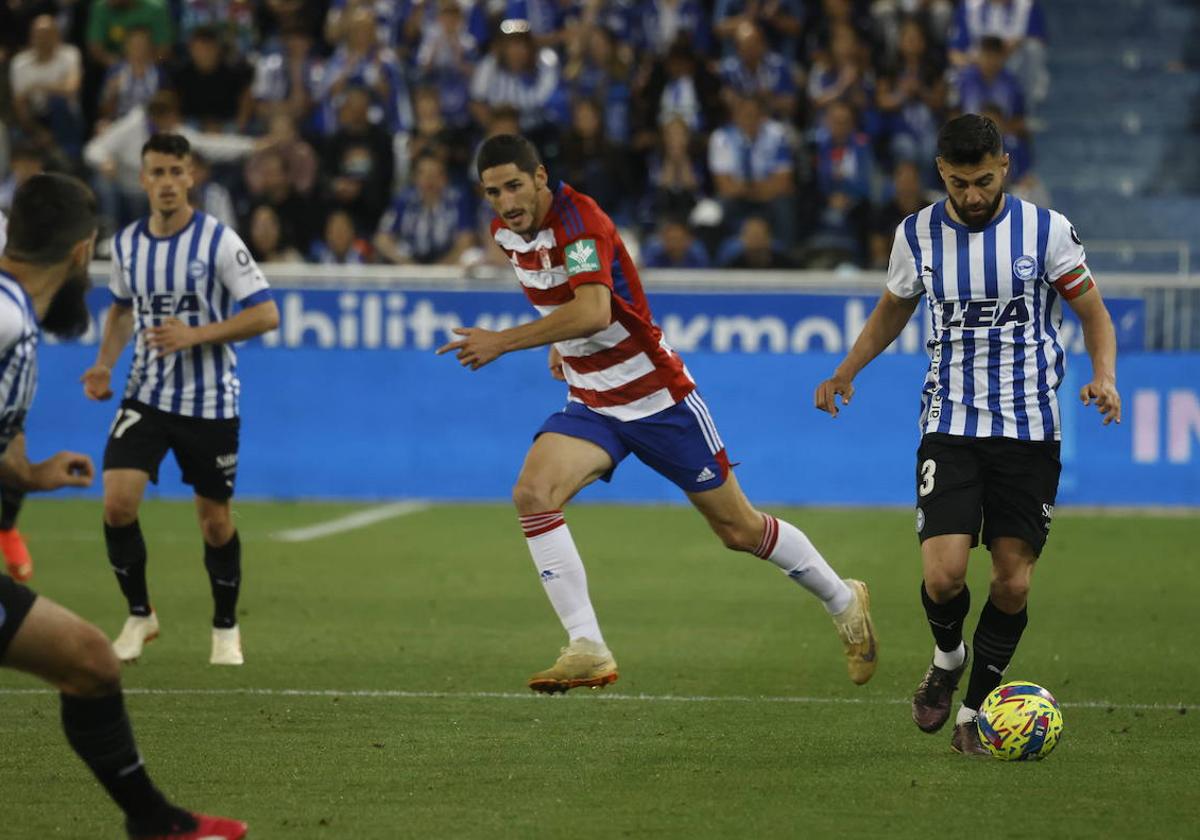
[1042,502,1055,530]
[216,453,238,469]
[1013,255,1038,281]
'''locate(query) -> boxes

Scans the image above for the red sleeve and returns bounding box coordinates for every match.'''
[562,208,615,291]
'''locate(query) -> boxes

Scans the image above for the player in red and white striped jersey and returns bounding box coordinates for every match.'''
[438,135,879,692]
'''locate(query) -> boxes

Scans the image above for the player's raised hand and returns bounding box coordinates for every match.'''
[814,374,855,418]
[548,345,565,381]
[1080,378,1122,425]
[146,318,198,357]
[31,451,95,490]
[436,327,508,370]
[80,364,114,401]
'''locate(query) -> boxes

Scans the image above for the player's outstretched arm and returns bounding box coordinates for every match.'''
[815,290,921,417]
[0,433,94,492]
[1067,286,1121,425]
[437,284,612,371]
[81,303,135,400]
[145,300,280,358]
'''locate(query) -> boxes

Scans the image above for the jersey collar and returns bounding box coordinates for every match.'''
[139,208,199,242]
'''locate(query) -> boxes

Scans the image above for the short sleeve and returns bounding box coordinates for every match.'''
[563,230,614,292]
[0,295,25,354]
[1045,211,1095,300]
[215,227,272,308]
[885,222,924,299]
[108,236,133,304]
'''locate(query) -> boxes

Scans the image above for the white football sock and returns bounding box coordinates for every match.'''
[520,511,605,646]
[934,642,967,671]
[755,515,854,614]
[956,704,978,725]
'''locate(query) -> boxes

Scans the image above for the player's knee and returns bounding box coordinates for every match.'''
[512,479,556,515]
[924,568,967,602]
[199,515,234,547]
[990,573,1032,611]
[103,496,139,527]
[60,623,122,697]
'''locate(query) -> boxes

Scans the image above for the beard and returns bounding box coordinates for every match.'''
[41,261,91,339]
[948,190,1004,229]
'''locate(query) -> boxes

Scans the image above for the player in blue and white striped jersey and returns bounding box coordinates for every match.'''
[82,133,280,668]
[815,114,1121,755]
[0,173,248,839]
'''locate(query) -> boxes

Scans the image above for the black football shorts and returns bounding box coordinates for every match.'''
[103,399,240,501]
[914,432,1062,556]
[0,573,37,661]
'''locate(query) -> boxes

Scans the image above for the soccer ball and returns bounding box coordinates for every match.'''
[977,681,1064,761]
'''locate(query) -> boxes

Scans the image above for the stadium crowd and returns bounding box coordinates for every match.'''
[0,0,1050,271]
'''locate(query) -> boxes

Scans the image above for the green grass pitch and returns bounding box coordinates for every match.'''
[1,501,1196,838]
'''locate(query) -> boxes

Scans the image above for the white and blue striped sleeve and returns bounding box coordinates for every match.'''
[885,221,924,299]
[0,293,23,353]
[1044,210,1087,282]
[108,236,133,305]
[214,227,272,308]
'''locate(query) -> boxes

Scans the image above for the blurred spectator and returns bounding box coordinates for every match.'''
[86,0,172,69]
[402,86,475,184]
[311,209,371,264]
[558,98,633,220]
[719,215,793,268]
[948,0,1048,104]
[871,0,953,59]
[713,0,805,56]
[326,0,405,48]
[397,0,490,59]
[84,90,257,227]
[641,217,711,268]
[318,6,413,135]
[641,116,706,227]
[178,0,258,56]
[635,39,724,145]
[98,25,164,123]
[637,0,712,58]
[708,93,796,240]
[189,152,236,226]
[564,27,633,144]
[172,26,254,132]
[373,152,475,265]
[244,112,319,197]
[247,203,305,263]
[415,0,479,128]
[719,21,799,120]
[10,15,84,157]
[807,22,872,117]
[810,99,872,265]
[0,1,62,61]
[875,15,946,177]
[955,35,1024,129]
[251,24,324,130]
[242,147,318,254]
[0,143,44,213]
[469,22,566,134]
[319,84,396,233]
[868,159,927,268]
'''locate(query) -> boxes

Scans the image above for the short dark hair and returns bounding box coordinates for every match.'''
[476,134,542,180]
[146,90,180,120]
[142,132,191,160]
[4,173,97,265]
[979,35,1005,54]
[936,114,1003,166]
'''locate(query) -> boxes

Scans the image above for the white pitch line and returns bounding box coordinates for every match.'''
[0,687,1192,711]
[271,502,431,543]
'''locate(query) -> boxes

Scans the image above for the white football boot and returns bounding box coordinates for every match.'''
[112,612,159,663]
[210,625,244,666]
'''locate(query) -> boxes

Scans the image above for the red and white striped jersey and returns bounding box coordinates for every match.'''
[491,182,695,421]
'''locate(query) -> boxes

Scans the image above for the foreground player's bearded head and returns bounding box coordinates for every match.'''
[3,173,97,339]
[477,133,551,238]
[936,113,1010,230]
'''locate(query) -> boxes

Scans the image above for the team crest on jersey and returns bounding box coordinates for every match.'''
[565,239,600,276]
[1012,255,1038,281]
[187,259,208,281]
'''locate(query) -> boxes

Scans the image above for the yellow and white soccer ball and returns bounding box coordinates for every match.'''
[977,681,1064,761]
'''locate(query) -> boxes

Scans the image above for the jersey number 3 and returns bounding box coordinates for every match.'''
[110,408,143,439]
[918,459,937,497]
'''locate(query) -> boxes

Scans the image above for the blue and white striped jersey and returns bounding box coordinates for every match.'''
[109,211,272,420]
[0,271,39,456]
[887,196,1091,442]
